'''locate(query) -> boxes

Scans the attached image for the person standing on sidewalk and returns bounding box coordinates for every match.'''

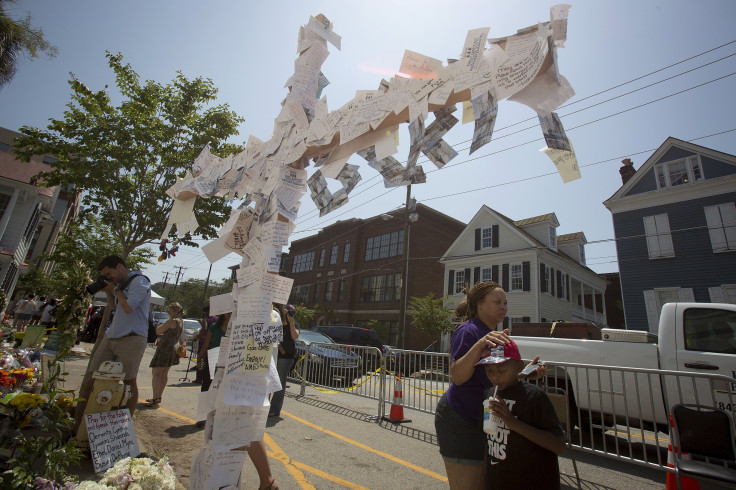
[145,302,184,407]
[269,304,299,418]
[74,255,151,430]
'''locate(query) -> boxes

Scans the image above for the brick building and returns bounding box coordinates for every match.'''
[280,203,465,349]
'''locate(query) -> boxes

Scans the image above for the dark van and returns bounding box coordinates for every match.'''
[311,325,384,372]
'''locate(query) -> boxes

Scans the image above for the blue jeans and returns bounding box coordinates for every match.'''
[270,357,294,415]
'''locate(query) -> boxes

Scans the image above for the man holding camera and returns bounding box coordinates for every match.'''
[75,255,151,429]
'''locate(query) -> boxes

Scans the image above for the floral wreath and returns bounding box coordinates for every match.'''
[157,238,180,262]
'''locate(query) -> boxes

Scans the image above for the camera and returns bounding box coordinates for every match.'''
[86,275,109,295]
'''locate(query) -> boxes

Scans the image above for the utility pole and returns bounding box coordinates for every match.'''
[199,263,213,317]
[172,266,187,293]
[398,185,418,349]
[161,271,171,289]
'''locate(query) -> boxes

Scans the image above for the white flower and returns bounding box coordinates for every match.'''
[128,485,143,490]
[130,465,149,481]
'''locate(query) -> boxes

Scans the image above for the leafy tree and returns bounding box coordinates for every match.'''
[13,51,244,260]
[293,304,314,329]
[0,0,58,88]
[363,319,389,344]
[408,292,454,339]
[42,214,153,298]
[12,264,51,299]
[157,277,234,318]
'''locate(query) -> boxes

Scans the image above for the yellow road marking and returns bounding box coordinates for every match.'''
[157,406,196,424]
[263,433,316,489]
[282,411,448,482]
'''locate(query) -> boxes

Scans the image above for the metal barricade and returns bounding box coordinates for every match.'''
[381,348,450,418]
[542,361,736,472]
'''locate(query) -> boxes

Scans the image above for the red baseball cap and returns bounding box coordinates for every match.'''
[475,340,522,366]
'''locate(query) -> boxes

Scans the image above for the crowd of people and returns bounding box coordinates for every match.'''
[9,293,58,332]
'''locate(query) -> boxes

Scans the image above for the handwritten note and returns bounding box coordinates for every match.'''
[253,321,283,347]
[86,409,140,473]
[261,274,293,305]
[212,405,268,452]
[208,448,248,489]
[209,293,234,316]
[223,373,269,406]
[241,336,272,372]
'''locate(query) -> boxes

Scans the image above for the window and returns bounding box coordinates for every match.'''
[643,288,694,331]
[319,249,326,267]
[279,256,290,272]
[655,155,704,189]
[343,242,350,263]
[643,214,675,259]
[313,283,320,303]
[1,262,18,292]
[23,205,41,244]
[509,317,524,327]
[291,251,315,273]
[704,203,736,253]
[481,267,492,282]
[42,155,58,164]
[559,273,567,300]
[324,281,333,302]
[337,280,344,302]
[578,244,586,265]
[360,273,401,302]
[0,193,12,221]
[330,244,338,265]
[365,230,404,261]
[481,227,493,248]
[290,284,310,304]
[0,142,9,152]
[548,226,557,249]
[454,270,465,294]
[543,266,551,295]
[510,264,523,291]
[684,308,736,354]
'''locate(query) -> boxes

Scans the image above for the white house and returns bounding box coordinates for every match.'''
[440,205,608,335]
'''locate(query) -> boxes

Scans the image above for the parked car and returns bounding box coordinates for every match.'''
[294,330,362,386]
[180,318,202,347]
[311,325,383,373]
[152,310,169,326]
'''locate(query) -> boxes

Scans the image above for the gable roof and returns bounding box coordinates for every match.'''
[514,212,559,227]
[558,232,587,243]
[604,136,736,204]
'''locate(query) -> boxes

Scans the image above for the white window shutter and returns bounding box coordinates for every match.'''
[721,203,736,249]
[643,216,660,258]
[679,288,695,302]
[655,214,674,256]
[704,205,727,252]
[708,286,726,303]
[644,290,659,332]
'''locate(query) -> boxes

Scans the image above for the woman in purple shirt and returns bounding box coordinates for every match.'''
[435,281,540,489]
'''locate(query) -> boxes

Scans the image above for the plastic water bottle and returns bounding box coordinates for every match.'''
[483,386,500,435]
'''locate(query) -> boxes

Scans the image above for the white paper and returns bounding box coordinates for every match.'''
[209,293,234,316]
[208,448,248,489]
[307,15,341,50]
[202,234,232,263]
[223,373,270,406]
[212,404,268,451]
[399,49,443,79]
[541,142,580,183]
[261,274,293,305]
[235,264,262,288]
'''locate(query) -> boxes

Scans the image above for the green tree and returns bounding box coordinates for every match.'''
[0,0,58,88]
[13,51,244,260]
[293,304,315,329]
[12,264,51,299]
[42,214,153,298]
[408,292,454,339]
[158,277,234,318]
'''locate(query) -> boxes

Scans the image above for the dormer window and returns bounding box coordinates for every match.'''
[655,155,703,189]
[578,243,586,265]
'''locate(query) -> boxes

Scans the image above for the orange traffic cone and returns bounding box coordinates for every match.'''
[665,413,700,490]
[382,374,411,423]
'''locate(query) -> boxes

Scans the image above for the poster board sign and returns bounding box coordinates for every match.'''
[43,329,60,351]
[86,409,140,473]
[19,325,45,348]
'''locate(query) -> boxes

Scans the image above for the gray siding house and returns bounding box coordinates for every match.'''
[603,137,736,332]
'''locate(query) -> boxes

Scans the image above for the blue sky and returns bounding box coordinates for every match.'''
[1,0,735,286]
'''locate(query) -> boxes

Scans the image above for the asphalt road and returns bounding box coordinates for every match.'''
[61,341,680,489]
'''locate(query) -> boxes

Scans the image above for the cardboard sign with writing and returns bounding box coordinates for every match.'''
[86,409,140,473]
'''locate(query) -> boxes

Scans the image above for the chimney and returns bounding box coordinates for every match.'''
[619,158,636,185]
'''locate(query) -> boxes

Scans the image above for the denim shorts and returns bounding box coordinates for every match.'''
[434,394,486,465]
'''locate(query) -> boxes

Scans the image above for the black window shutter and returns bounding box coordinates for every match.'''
[448,270,454,295]
[566,274,570,300]
[523,261,531,291]
[474,267,480,285]
[503,317,509,331]
[492,265,499,283]
[502,263,509,291]
[522,316,530,322]
[540,263,547,293]
[464,268,471,288]
[556,270,563,298]
[550,268,555,296]
[474,228,481,251]
[492,225,499,248]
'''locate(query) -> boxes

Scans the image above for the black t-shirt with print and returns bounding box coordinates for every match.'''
[485,380,563,490]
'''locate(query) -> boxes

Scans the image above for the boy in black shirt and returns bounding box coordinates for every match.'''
[477,340,565,489]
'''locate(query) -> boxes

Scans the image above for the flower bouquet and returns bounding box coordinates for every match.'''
[72,456,177,490]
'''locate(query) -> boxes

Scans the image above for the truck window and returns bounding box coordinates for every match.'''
[684,308,736,354]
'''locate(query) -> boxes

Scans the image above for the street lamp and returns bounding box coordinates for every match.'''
[397,186,417,349]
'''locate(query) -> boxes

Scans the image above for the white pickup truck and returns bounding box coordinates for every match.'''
[514,302,736,432]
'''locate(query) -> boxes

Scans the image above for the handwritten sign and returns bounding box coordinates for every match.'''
[86,409,140,473]
[261,274,293,305]
[225,325,273,375]
[223,373,269,406]
[242,337,271,373]
[253,321,283,347]
[212,404,268,452]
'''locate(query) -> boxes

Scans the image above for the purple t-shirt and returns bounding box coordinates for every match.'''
[445,318,493,423]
